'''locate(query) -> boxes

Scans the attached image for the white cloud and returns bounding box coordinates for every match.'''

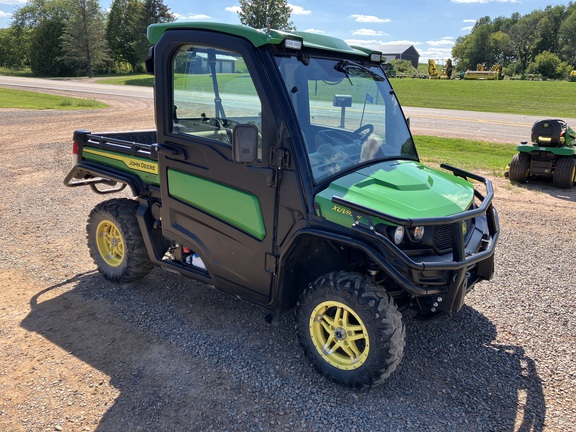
[381,40,422,46]
[345,39,387,50]
[304,28,325,34]
[350,14,391,23]
[289,4,312,15]
[175,13,211,20]
[346,38,421,51]
[0,0,26,4]
[463,19,477,23]
[420,48,453,59]
[225,6,241,13]
[189,14,211,19]
[0,10,11,17]
[451,0,518,3]
[462,26,474,31]
[421,39,457,63]
[352,29,388,36]
[426,39,455,46]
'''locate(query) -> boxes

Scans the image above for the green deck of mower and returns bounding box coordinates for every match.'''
[509,119,576,189]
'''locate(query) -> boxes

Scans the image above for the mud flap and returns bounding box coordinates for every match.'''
[452,278,467,313]
[477,253,495,281]
[441,271,468,314]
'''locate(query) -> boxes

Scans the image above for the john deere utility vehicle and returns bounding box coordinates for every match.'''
[65,22,499,388]
[509,119,576,188]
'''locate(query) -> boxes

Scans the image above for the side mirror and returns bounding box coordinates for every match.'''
[233,124,259,163]
[145,46,154,75]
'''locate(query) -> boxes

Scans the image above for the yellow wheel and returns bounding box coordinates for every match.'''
[87,198,153,281]
[95,220,125,267]
[309,301,369,370]
[296,271,405,388]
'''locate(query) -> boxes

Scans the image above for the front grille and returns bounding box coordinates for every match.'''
[433,219,473,252]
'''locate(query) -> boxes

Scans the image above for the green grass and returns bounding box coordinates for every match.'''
[0,88,107,110]
[0,67,33,76]
[96,74,154,87]
[414,134,516,176]
[97,73,245,92]
[391,78,574,118]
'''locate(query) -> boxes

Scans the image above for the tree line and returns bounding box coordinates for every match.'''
[0,0,296,77]
[452,3,576,79]
[0,0,174,77]
[3,0,575,79]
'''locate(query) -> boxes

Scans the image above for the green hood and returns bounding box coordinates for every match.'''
[315,160,474,226]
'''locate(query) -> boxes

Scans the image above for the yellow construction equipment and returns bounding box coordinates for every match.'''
[429,59,454,79]
[428,59,439,78]
[464,64,501,80]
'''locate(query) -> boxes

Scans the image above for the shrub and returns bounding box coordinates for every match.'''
[527,51,572,80]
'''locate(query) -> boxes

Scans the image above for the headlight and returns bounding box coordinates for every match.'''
[283,38,303,50]
[393,226,405,244]
[413,226,425,240]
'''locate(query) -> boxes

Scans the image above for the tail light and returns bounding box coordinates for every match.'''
[72,141,80,166]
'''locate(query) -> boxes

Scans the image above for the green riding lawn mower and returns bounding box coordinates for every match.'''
[508,119,576,189]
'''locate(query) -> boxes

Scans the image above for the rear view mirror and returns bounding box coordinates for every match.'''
[145,46,154,75]
[232,124,259,163]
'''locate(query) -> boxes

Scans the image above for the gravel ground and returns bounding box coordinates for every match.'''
[0,90,575,431]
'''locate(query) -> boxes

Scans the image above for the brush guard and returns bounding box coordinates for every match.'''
[332,164,499,313]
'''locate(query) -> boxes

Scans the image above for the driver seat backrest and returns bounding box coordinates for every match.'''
[531,119,566,146]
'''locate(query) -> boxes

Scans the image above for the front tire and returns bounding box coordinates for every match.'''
[553,157,576,189]
[296,271,405,388]
[87,198,153,281]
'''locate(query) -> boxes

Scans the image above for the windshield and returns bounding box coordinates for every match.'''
[274,55,417,183]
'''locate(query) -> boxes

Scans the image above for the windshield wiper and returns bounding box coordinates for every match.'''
[334,60,353,86]
[335,60,384,82]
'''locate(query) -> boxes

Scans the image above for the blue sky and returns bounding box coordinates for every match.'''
[0,0,568,62]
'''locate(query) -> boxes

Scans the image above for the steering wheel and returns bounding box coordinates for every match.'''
[351,124,374,142]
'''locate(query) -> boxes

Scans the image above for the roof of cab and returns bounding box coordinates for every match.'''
[147,22,371,57]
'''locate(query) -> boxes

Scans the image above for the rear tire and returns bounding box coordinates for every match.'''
[87,198,153,281]
[296,271,405,388]
[553,157,576,189]
[509,153,530,183]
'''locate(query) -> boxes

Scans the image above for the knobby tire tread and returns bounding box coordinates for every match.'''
[553,157,576,189]
[509,153,530,183]
[296,271,405,389]
[87,198,153,282]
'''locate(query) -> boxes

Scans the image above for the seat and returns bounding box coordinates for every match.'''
[531,119,567,147]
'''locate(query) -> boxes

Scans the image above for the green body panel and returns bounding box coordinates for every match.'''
[167,169,266,240]
[147,22,369,57]
[83,147,160,186]
[516,144,576,157]
[315,161,474,227]
[292,31,370,56]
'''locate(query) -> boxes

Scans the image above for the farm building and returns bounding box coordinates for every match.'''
[380,45,420,69]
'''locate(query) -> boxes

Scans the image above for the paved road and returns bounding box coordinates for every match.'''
[2,75,574,144]
[0,75,153,99]
[402,106,574,144]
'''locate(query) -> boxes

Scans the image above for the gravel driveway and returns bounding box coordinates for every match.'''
[0,91,575,431]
